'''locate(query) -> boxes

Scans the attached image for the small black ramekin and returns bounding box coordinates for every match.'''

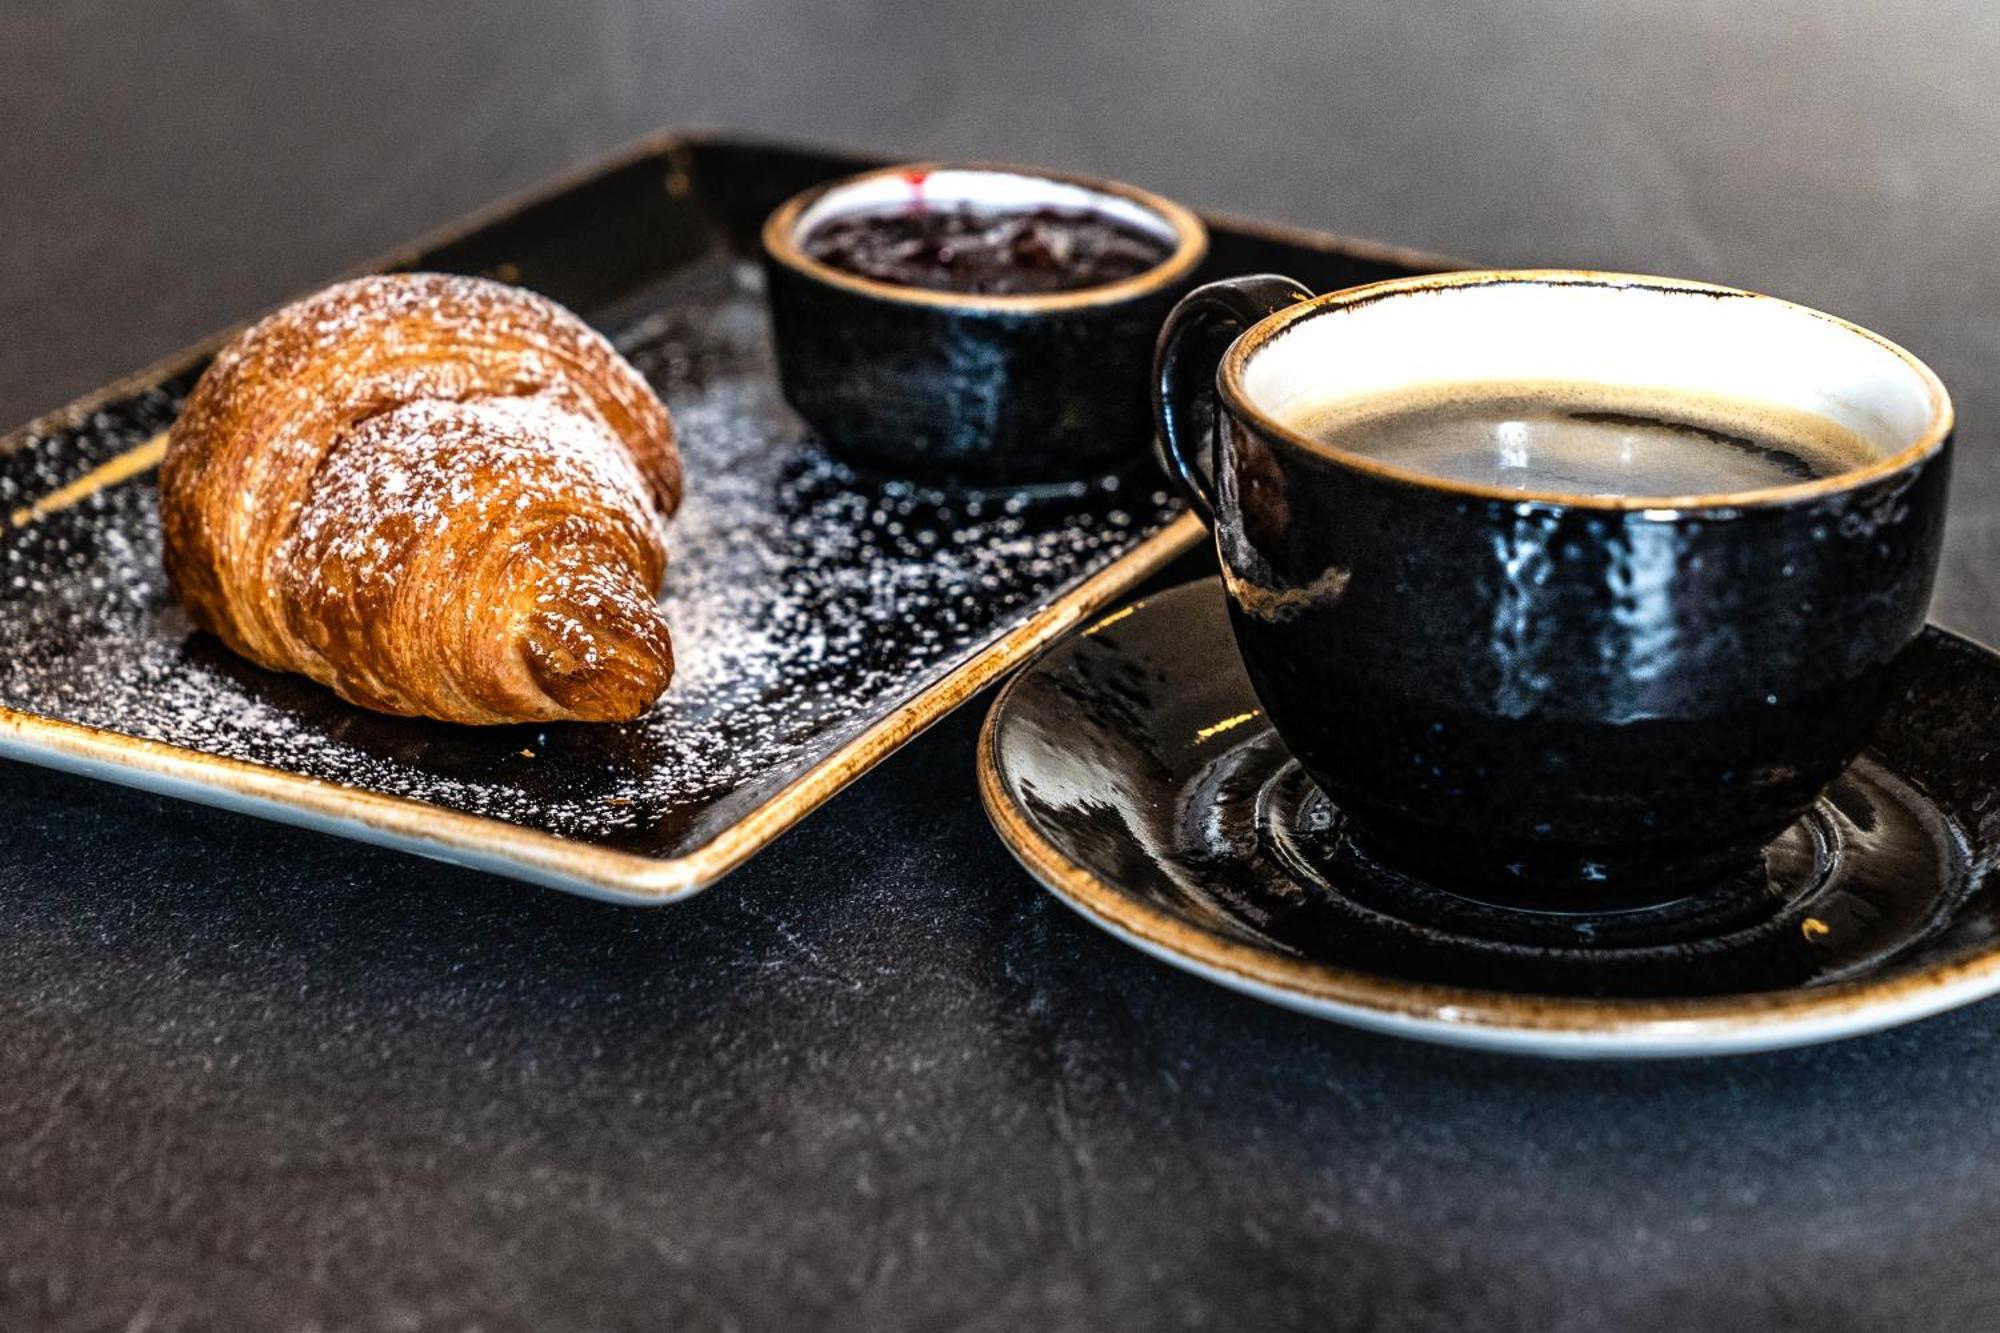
[762,163,1208,481]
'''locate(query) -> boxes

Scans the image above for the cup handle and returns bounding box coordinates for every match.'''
[1152,274,1315,526]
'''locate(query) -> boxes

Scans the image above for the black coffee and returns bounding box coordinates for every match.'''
[1281,383,1881,496]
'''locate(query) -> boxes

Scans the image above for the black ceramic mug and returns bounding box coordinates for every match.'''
[764,163,1207,481]
[1154,269,1953,909]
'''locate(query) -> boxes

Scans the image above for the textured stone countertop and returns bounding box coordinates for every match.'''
[4,3,1998,1328]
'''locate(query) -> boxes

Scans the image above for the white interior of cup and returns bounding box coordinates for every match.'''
[792,168,1181,247]
[1237,278,1941,467]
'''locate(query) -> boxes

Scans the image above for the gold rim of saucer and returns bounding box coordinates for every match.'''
[977,582,2000,1056]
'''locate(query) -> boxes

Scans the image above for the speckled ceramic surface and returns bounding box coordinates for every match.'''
[979,579,2000,1056]
[0,138,1248,904]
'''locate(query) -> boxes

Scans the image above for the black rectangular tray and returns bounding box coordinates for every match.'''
[0,130,1458,903]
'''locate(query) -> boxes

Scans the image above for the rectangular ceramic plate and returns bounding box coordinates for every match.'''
[0,131,1457,903]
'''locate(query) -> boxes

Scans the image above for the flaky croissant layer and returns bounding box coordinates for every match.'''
[160,273,682,724]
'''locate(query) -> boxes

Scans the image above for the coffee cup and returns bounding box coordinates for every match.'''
[1153,269,1953,909]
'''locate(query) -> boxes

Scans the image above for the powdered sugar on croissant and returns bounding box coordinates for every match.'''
[159,273,681,724]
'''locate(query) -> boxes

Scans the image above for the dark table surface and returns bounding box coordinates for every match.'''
[5,3,1999,1330]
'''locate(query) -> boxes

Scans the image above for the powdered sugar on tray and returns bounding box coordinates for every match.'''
[0,261,1180,858]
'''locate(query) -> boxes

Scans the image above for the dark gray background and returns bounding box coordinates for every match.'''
[4,3,1998,1329]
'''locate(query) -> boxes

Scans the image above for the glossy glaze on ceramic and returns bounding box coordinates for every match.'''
[763,164,1207,481]
[979,580,2000,1056]
[1155,270,1954,906]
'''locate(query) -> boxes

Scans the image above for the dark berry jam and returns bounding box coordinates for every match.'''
[802,206,1173,296]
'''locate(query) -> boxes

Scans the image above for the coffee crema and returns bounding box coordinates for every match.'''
[1275,381,1883,497]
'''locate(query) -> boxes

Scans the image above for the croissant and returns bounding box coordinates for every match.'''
[159,272,681,725]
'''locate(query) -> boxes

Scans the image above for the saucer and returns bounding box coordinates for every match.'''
[977,579,2000,1057]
